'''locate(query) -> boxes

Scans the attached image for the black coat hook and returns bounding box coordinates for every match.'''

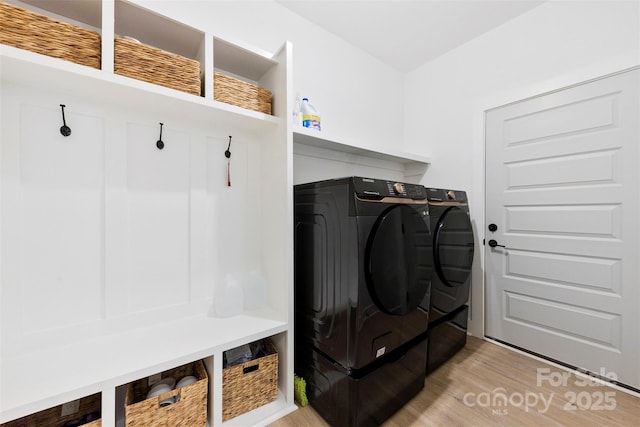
[225,136,232,187]
[156,123,164,149]
[225,135,232,158]
[59,104,71,137]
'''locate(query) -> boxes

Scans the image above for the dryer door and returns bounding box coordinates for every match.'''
[433,206,474,288]
[365,204,432,316]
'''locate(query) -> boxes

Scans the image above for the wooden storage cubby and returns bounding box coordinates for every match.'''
[1,0,102,69]
[222,339,278,421]
[7,0,102,32]
[0,1,294,426]
[0,393,101,427]
[211,37,279,115]
[113,0,205,96]
[3,1,285,117]
[114,0,204,64]
[123,360,208,427]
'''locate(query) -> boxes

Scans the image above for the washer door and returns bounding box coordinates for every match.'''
[365,204,432,316]
[433,206,474,288]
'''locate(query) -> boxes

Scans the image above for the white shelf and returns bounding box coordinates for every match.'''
[293,126,430,183]
[0,313,287,423]
[0,46,281,134]
[293,126,431,165]
[4,0,285,126]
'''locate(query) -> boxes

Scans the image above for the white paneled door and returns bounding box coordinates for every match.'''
[485,68,640,389]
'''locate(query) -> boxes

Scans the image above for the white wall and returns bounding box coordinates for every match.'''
[134,0,405,155]
[131,0,640,339]
[404,0,640,337]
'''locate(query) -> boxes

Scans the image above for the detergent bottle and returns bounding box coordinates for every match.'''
[300,98,321,131]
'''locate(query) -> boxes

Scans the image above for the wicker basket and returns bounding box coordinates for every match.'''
[214,72,273,115]
[124,359,207,427]
[0,393,101,427]
[115,36,201,96]
[222,339,278,421]
[0,2,101,69]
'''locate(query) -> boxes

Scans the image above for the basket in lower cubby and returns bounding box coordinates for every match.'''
[222,339,278,421]
[124,359,207,427]
[0,393,101,427]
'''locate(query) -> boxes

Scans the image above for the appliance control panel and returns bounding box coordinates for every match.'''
[353,177,427,200]
[425,187,468,202]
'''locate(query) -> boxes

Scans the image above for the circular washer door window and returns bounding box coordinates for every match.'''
[365,204,432,316]
[433,206,474,287]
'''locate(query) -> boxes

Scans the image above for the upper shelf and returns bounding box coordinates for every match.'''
[293,126,431,177]
[4,0,284,121]
[0,47,281,133]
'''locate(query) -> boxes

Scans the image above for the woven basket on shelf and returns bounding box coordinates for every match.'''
[0,393,102,427]
[214,72,273,115]
[114,36,201,96]
[124,359,207,427]
[222,339,278,421]
[0,2,101,69]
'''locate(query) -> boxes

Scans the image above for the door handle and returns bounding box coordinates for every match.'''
[488,239,506,248]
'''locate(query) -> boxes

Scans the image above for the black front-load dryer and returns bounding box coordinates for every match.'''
[294,177,432,426]
[422,188,475,375]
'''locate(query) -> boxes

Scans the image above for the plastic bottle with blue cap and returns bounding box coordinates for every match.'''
[300,98,321,131]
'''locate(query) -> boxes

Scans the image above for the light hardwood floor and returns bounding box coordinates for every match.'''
[269,336,640,426]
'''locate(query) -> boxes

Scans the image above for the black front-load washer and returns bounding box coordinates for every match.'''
[294,177,432,426]
[422,188,475,375]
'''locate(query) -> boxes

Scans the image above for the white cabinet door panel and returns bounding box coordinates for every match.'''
[205,136,251,287]
[19,104,105,333]
[126,123,190,313]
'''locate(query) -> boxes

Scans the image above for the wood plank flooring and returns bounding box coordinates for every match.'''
[269,336,640,426]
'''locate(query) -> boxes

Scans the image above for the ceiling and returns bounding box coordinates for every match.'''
[277,0,546,72]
